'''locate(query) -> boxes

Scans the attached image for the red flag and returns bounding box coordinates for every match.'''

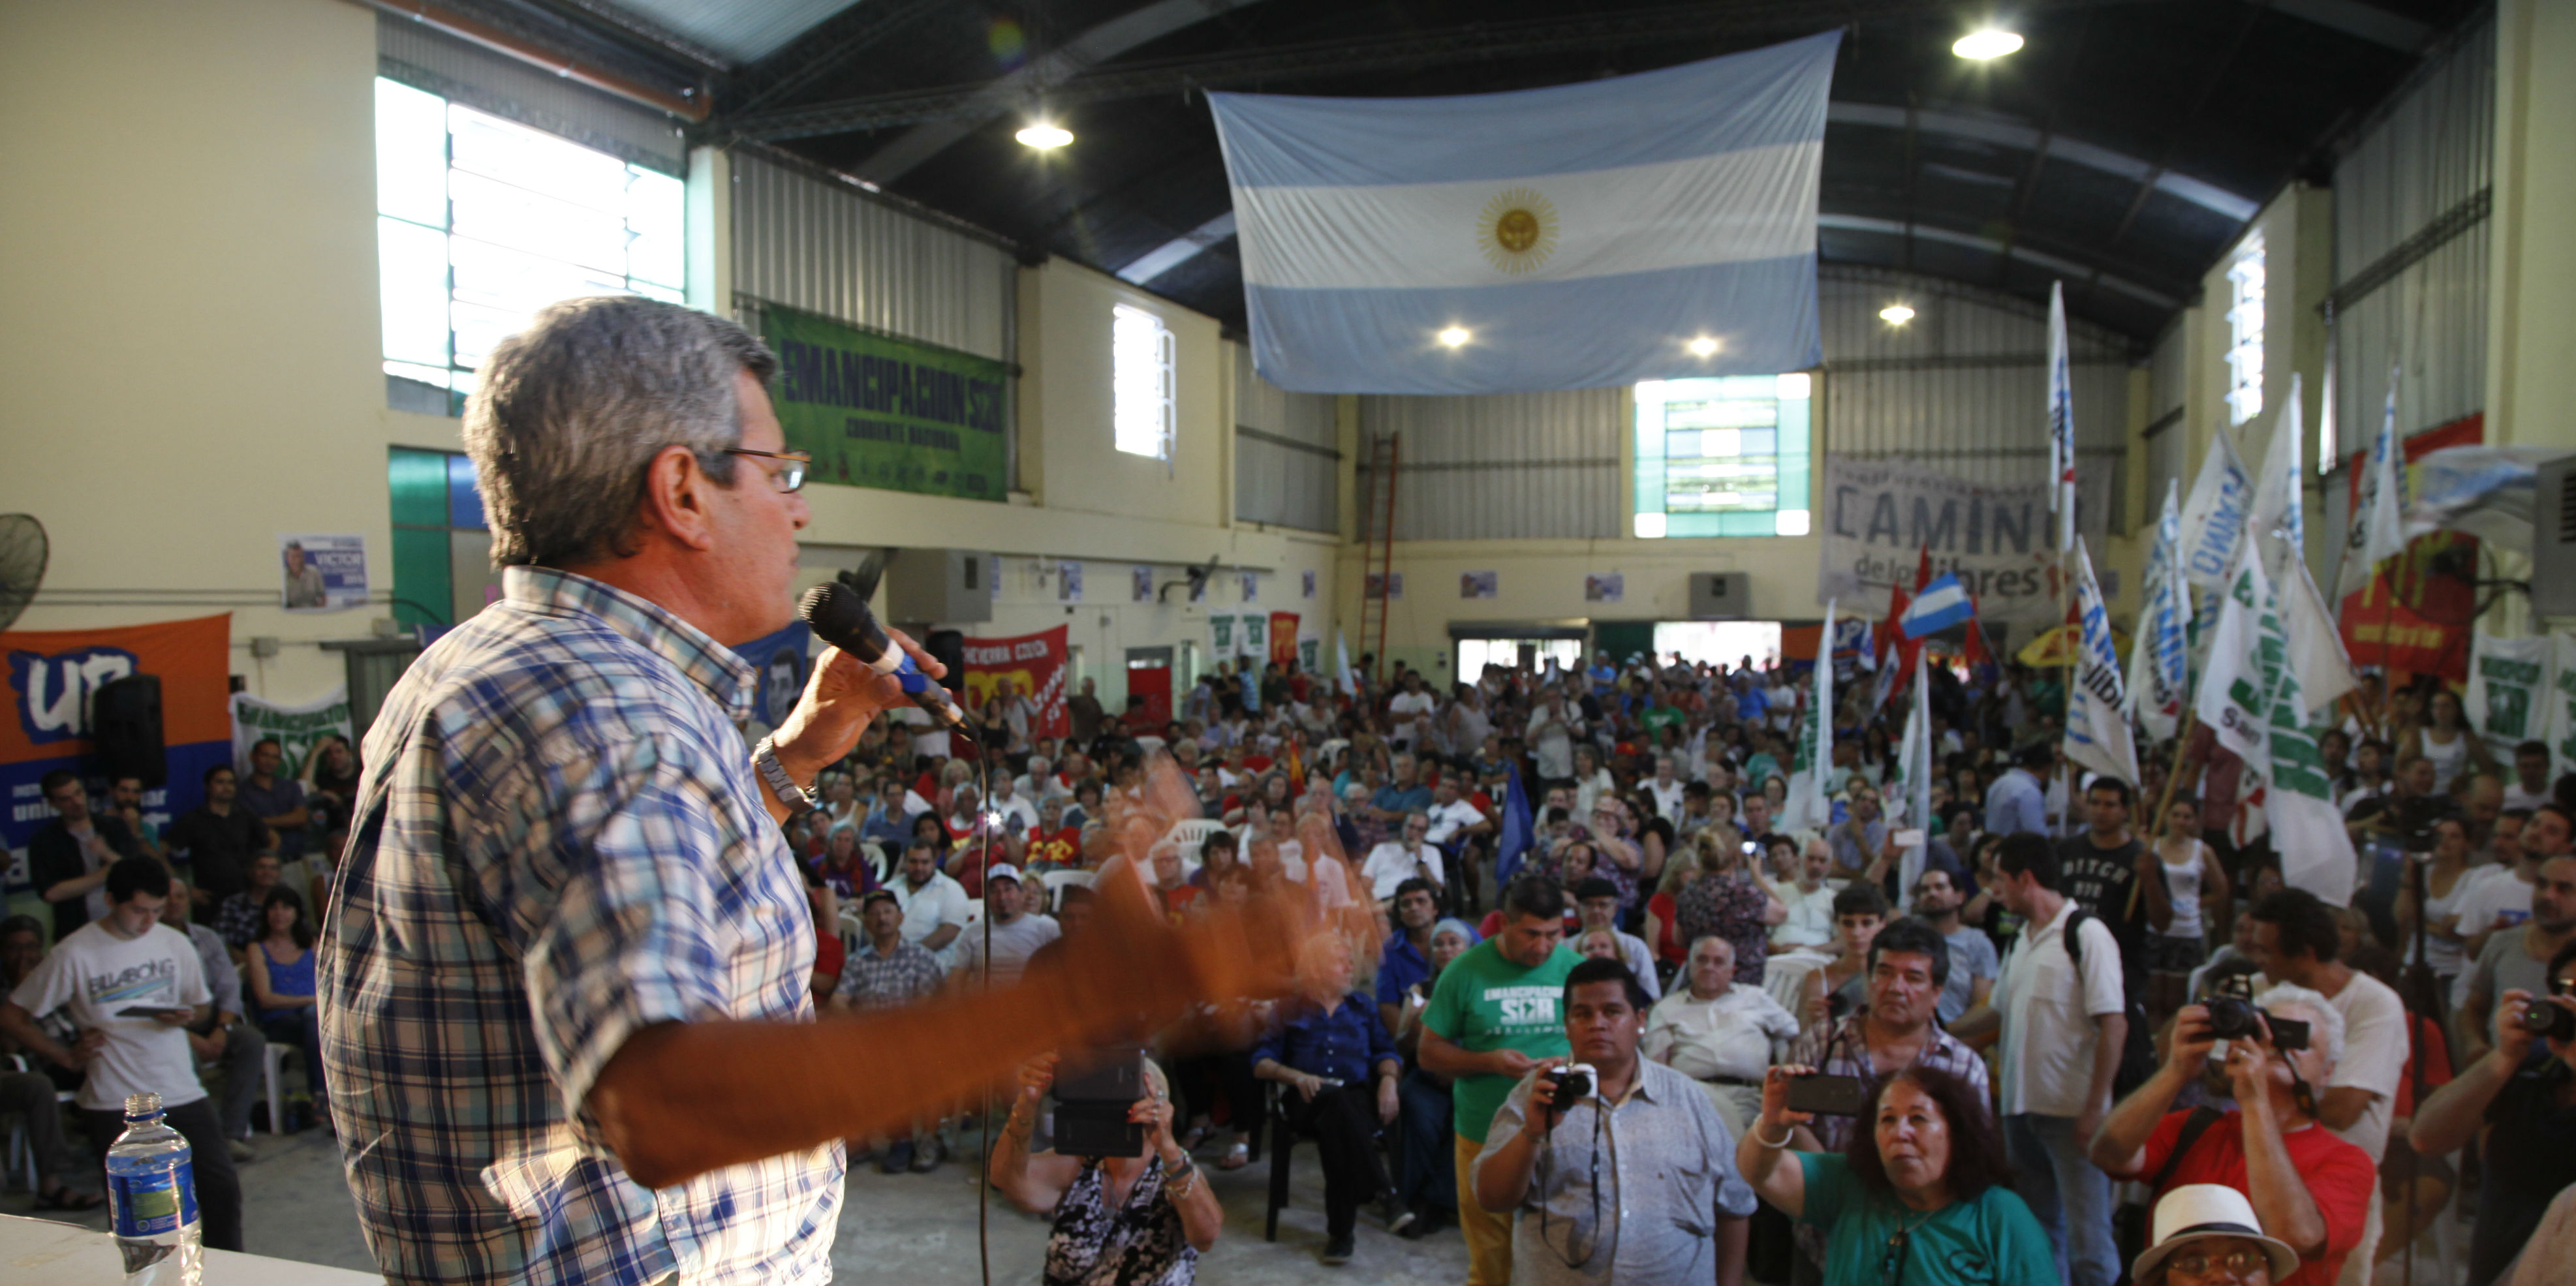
[1963,593,1995,673]
[1876,547,1935,707]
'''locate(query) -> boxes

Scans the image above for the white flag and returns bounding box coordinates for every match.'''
[2195,541,2274,766]
[2194,534,2355,904]
[2271,548,2360,715]
[2047,282,2077,553]
[1894,648,1933,910]
[2129,480,2192,741]
[1782,599,1837,832]
[2336,369,2409,600]
[1335,630,1357,696]
[2466,633,2551,747]
[2064,538,2139,784]
[2178,425,2254,590]
[2248,372,2306,558]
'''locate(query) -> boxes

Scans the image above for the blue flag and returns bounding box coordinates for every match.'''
[1495,765,1534,886]
[1207,32,1839,393]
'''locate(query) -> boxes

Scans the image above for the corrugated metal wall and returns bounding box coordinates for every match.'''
[2145,323,2189,507]
[1359,388,1624,541]
[2331,12,2493,441]
[1233,345,1338,532]
[730,149,1016,362]
[1819,268,2135,535]
[1359,266,2142,542]
[377,14,687,175]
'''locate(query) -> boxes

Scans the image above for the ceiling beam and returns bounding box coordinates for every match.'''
[1818,214,2181,309]
[729,0,955,115]
[2255,0,2430,52]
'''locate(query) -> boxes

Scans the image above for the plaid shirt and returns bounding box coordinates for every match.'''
[832,938,942,1011]
[216,889,266,948]
[318,568,838,1286]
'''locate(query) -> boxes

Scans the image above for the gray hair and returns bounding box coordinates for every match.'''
[464,296,776,568]
[2253,981,2346,1070]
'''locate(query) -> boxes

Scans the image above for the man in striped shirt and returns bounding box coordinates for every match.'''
[320,298,1292,1286]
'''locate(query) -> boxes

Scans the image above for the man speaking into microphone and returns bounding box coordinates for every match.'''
[318,297,1291,1286]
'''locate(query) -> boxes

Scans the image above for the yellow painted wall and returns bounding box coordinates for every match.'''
[2487,0,2576,454]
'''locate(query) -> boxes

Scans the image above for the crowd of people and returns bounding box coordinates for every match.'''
[773,644,2576,1285]
[10,634,2576,1286]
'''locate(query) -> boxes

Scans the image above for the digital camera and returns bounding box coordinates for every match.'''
[1551,1063,1597,1105]
[2524,979,2576,1043]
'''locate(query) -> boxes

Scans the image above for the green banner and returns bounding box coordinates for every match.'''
[761,304,1009,502]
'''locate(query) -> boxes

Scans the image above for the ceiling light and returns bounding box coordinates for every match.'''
[1952,29,2023,60]
[1015,122,1073,149]
[1437,326,1471,348]
[1880,303,1916,325]
[1686,336,1720,358]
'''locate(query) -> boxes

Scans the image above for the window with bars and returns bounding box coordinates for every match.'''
[2224,239,2265,427]
[375,78,686,416]
[1111,304,1176,461]
[1632,374,1814,538]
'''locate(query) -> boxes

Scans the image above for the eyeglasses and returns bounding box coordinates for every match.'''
[2167,1248,2268,1279]
[723,446,811,493]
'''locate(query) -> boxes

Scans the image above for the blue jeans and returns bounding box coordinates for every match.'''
[2004,1112,2117,1286]
[1395,1069,1456,1213]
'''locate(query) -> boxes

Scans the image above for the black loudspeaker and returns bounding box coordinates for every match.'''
[923,630,967,697]
[93,675,166,789]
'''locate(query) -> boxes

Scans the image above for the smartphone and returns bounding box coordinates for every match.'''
[1893,828,1926,849]
[1784,1073,1871,1117]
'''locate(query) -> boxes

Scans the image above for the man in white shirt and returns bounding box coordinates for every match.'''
[1641,934,1797,1126]
[1954,834,2127,1286]
[889,840,969,971]
[1769,840,1840,953]
[955,867,1059,988]
[985,776,1040,837]
[1423,779,1489,849]
[1014,756,1071,804]
[1386,673,1436,750]
[0,856,241,1249]
[1573,878,1660,1001]
[2502,740,2553,813]
[1644,756,1687,827]
[2244,887,2409,1281]
[1361,812,1444,905]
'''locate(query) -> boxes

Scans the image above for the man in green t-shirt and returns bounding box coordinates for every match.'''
[1421,876,1578,1286]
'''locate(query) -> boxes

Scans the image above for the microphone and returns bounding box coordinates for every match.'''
[797,581,972,735]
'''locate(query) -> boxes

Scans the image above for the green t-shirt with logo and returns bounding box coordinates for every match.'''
[1423,939,1579,1143]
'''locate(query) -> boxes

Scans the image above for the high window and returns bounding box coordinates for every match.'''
[1112,304,1176,460]
[375,78,686,416]
[2224,238,2265,426]
[1633,374,1814,538]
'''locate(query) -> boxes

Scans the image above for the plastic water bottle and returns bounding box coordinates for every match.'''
[106,1092,202,1285]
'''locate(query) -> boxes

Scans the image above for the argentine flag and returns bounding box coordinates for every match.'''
[1207,31,1839,394]
[1899,574,1973,639]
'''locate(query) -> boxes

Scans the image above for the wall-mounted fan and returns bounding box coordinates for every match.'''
[0,514,45,635]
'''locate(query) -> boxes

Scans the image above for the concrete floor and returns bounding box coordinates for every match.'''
[0,1125,1474,1284]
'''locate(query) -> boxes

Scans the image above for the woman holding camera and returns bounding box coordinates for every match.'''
[2408,940,2576,1286]
[992,1053,1222,1286]
[1737,1062,2055,1286]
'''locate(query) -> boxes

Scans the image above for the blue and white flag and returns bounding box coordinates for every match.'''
[2047,282,2077,551]
[1899,574,1974,639]
[2063,538,2139,784]
[1496,765,1535,885]
[2126,480,2192,741]
[1206,31,1839,394]
[1782,598,1837,833]
[2178,422,2253,590]
[2336,367,2408,599]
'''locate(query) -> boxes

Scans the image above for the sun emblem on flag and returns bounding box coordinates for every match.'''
[1477,188,1559,274]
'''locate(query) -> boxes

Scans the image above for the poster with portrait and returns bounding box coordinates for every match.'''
[731,619,813,736]
[1303,570,1316,600]
[1365,572,1404,600]
[1461,572,1498,600]
[1585,573,1624,604]
[1059,561,1083,603]
[1240,572,1259,604]
[959,626,1068,740]
[1134,566,1156,602]
[280,534,367,612]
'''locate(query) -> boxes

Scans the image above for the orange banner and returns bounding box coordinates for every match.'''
[4,613,233,859]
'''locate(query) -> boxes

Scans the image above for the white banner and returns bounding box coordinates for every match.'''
[2468,634,2551,747]
[1817,458,2060,624]
[230,686,352,780]
[2547,634,2576,781]
[2065,538,2139,784]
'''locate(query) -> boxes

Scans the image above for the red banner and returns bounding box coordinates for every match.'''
[1269,612,1301,669]
[959,626,1068,741]
[5,614,234,864]
[2338,414,2483,682]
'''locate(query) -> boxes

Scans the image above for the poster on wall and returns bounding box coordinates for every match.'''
[229,686,352,781]
[1461,572,1498,600]
[1211,615,1234,655]
[1585,574,1624,604]
[1299,637,1320,673]
[1059,562,1084,603]
[3,615,234,887]
[959,626,1068,740]
[1303,570,1316,600]
[1240,572,1259,604]
[280,534,367,613]
[1269,613,1301,668]
[732,619,812,735]
[1816,458,2060,624]
[1133,566,1155,603]
[1365,572,1404,600]
[1240,613,1268,660]
[760,303,1010,502]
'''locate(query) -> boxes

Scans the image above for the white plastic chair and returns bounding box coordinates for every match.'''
[1040,869,1096,903]
[1164,819,1226,866]
[263,1043,297,1136]
[836,911,865,961]
[1763,950,1830,1018]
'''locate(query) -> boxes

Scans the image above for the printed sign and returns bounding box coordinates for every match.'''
[1817,458,2060,623]
[1461,572,1498,600]
[1365,572,1404,600]
[1133,566,1155,603]
[280,534,366,613]
[1059,562,1084,603]
[1303,570,1316,600]
[732,620,812,733]
[5,615,233,876]
[1240,572,1259,604]
[1269,613,1301,668]
[761,303,1010,502]
[959,626,1068,741]
[1585,574,1624,604]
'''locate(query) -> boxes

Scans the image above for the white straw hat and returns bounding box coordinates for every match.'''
[2130,1184,2301,1284]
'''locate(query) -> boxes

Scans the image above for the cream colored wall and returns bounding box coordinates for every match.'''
[2487,0,2576,454]
[0,0,417,703]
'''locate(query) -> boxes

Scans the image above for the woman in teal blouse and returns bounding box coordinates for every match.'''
[1737,1062,2056,1286]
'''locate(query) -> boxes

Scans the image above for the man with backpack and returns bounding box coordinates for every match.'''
[1955,833,2129,1286]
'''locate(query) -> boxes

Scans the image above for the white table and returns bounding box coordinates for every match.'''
[0,1212,382,1285]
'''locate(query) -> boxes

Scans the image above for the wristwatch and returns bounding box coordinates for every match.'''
[753,735,819,810]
